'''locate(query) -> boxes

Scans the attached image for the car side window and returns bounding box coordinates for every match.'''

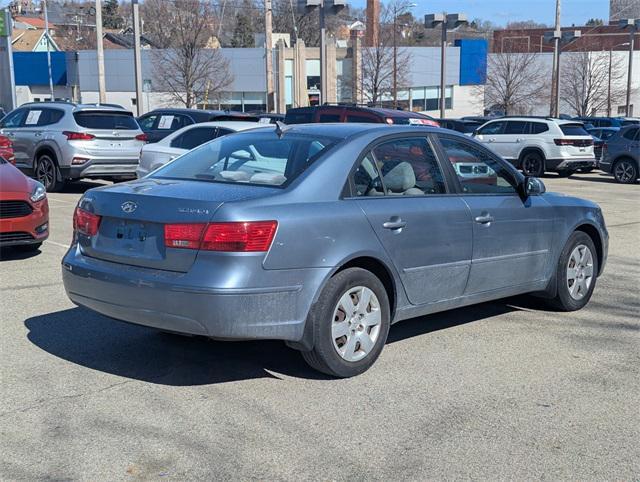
[170,127,217,150]
[345,113,377,123]
[530,122,549,134]
[352,154,384,197]
[623,128,638,141]
[366,137,447,196]
[0,109,27,128]
[138,114,158,131]
[319,113,342,123]
[34,108,64,126]
[438,136,517,195]
[478,121,506,135]
[215,128,235,138]
[505,121,528,134]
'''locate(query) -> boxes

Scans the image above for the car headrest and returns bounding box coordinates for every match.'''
[250,172,287,185]
[383,162,416,192]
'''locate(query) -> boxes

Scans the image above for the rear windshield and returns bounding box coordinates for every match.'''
[73,111,139,130]
[560,124,589,136]
[284,112,314,124]
[152,130,337,187]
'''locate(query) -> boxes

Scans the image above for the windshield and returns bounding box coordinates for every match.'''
[560,124,589,136]
[152,130,338,187]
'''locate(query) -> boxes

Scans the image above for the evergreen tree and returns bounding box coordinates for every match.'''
[103,0,123,30]
[231,10,255,48]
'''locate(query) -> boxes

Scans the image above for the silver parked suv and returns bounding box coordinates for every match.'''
[0,102,146,191]
[473,117,596,177]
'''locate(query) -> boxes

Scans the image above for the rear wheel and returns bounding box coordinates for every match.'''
[302,268,390,378]
[35,154,63,192]
[612,159,638,184]
[521,152,544,177]
[548,231,598,311]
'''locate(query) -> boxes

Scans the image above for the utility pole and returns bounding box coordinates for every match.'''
[392,11,397,108]
[549,0,561,117]
[132,0,143,115]
[608,48,613,117]
[95,0,106,103]
[626,31,635,116]
[43,0,54,100]
[265,0,274,112]
[439,20,446,118]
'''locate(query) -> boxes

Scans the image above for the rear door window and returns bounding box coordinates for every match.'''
[34,108,64,126]
[137,114,158,131]
[170,127,217,150]
[285,112,314,124]
[560,124,589,136]
[505,121,528,134]
[73,111,139,130]
[622,128,639,140]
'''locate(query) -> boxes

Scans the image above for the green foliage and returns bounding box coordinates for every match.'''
[586,18,604,26]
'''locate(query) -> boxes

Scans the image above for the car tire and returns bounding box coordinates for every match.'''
[15,242,42,252]
[612,158,638,184]
[35,154,64,192]
[301,267,390,378]
[579,167,594,173]
[520,151,544,177]
[556,170,573,178]
[548,231,598,312]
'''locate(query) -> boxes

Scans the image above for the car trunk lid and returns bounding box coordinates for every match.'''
[78,178,275,272]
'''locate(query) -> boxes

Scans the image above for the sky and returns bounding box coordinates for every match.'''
[0,0,611,28]
[350,0,611,27]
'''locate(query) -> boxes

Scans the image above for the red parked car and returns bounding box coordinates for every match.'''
[0,135,14,164]
[0,155,49,252]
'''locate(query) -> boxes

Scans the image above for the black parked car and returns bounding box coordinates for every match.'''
[284,105,439,126]
[137,109,259,143]
[437,118,484,135]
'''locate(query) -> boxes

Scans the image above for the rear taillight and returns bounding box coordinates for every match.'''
[64,131,95,141]
[135,133,148,142]
[73,207,101,236]
[0,135,11,148]
[164,221,277,252]
[554,138,593,146]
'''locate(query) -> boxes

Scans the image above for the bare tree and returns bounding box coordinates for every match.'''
[361,2,412,105]
[143,0,233,108]
[560,51,627,116]
[479,51,547,115]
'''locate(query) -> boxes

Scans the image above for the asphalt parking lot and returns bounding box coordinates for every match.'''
[1,172,638,480]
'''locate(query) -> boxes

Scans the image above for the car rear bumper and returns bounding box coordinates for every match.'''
[61,246,330,342]
[0,199,49,246]
[547,158,597,171]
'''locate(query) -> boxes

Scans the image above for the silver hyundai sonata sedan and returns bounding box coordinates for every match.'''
[62,124,608,377]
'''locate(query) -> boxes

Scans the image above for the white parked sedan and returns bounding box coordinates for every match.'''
[135,121,267,178]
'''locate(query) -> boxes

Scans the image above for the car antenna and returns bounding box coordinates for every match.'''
[275,121,287,138]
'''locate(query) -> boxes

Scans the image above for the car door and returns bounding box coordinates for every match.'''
[473,120,507,156]
[0,108,29,168]
[622,127,640,155]
[352,135,473,305]
[497,120,529,161]
[435,134,556,295]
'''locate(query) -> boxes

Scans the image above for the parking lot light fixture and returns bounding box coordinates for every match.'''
[425,12,468,119]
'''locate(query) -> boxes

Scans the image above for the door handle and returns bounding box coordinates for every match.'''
[5,131,14,137]
[474,214,494,224]
[488,138,495,142]
[516,138,525,142]
[34,132,42,137]
[383,218,407,230]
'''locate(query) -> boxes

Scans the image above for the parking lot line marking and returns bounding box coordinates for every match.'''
[607,221,640,228]
[45,240,70,249]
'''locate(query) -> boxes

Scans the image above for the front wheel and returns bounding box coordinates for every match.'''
[548,231,598,311]
[613,159,638,184]
[302,268,390,378]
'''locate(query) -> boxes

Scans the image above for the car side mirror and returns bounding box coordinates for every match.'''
[522,176,546,197]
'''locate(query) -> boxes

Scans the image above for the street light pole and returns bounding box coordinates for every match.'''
[42,0,54,100]
[95,0,106,103]
[393,13,397,108]
[439,20,446,119]
[549,0,561,117]
[319,1,327,105]
[132,0,143,115]
[619,19,639,117]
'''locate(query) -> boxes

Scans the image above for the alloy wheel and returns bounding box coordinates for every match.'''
[614,160,636,184]
[522,155,542,176]
[331,286,381,362]
[36,156,56,190]
[566,244,594,301]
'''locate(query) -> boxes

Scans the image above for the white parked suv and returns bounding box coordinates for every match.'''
[472,117,596,176]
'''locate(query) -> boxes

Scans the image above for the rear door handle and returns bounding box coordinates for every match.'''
[474,214,494,224]
[488,138,495,142]
[383,219,407,230]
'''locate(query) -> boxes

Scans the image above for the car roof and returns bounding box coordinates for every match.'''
[287,105,432,119]
[145,108,251,117]
[275,122,442,140]
[183,121,270,130]
[17,101,132,114]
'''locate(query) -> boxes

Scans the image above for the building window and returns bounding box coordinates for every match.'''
[131,98,137,106]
